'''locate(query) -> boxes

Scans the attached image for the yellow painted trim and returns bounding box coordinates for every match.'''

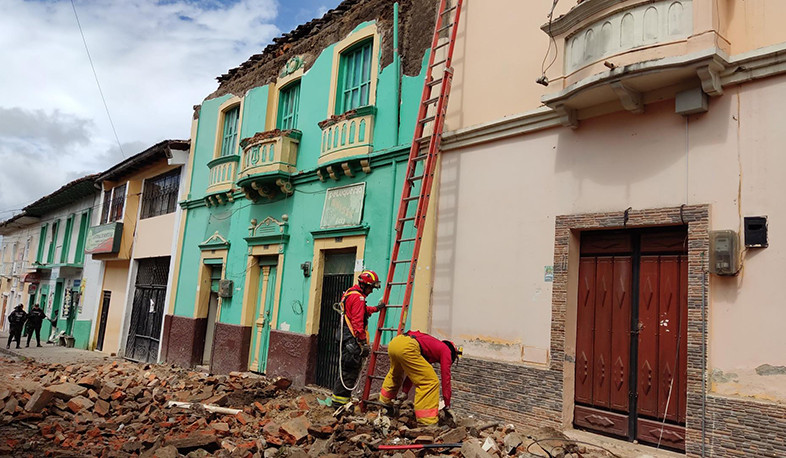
[244,244,286,330]
[212,96,244,160]
[326,23,380,116]
[166,117,198,315]
[267,67,303,130]
[411,158,441,332]
[304,235,366,335]
[195,250,227,319]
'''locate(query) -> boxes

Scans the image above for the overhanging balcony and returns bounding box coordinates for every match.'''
[237,130,300,201]
[541,0,729,116]
[206,155,239,203]
[318,106,375,166]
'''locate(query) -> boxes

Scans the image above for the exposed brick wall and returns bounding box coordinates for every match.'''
[452,356,562,429]
[687,393,786,457]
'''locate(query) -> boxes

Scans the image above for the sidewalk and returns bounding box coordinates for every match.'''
[0,330,114,364]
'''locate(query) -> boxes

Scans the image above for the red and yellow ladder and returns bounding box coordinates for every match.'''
[361,0,464,406]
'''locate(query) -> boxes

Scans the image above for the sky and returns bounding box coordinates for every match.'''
[0,0,339,220]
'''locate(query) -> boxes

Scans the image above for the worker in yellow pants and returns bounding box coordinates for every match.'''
[379,331,461,425]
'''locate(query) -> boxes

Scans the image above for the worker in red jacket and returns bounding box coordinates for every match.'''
[331,270,385,405]
[379,330,462,425]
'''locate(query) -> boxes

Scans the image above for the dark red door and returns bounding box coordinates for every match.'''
[574,229,687,451]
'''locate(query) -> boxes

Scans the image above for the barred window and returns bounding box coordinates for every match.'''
[140,169,180,219]
[100,190,111,224]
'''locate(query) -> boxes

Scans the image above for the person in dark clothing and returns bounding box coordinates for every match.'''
[25,304,47,347]
[6,304,28,349]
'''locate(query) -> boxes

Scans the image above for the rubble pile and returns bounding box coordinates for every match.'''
[0,357,614,457]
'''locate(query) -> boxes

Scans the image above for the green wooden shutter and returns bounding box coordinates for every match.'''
[74,211,90,265]
[47,220,59,263]
[36,224,47,264]
[60,215,74,263]
[277,82,301,131]
[338,41,373,113]
[220,106,239,156]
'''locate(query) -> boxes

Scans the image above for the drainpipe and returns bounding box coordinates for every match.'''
[393,2,401,145]
[386,158,398,263]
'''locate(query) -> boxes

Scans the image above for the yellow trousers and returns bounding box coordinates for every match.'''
[379,335,439,425]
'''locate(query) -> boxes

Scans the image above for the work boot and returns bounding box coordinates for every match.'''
[26,344,29,348]
[37,344,42,347]
[5,344,8,349]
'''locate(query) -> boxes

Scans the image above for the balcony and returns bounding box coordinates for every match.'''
[205,155,239,205]
[541,0,729,115]
[318,106,375,167]
[236,130,300,201]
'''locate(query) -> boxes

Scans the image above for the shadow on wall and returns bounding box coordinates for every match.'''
[552,97,732,203]
[431,152,461,338]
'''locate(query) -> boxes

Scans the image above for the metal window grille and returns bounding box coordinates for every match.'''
[125,257,170,363]
[109,184,126,223]
[220,106,239,156]
[141,170,180,219]
[338,41,372,113]
[100,190,112,224]
[277,82,300,130]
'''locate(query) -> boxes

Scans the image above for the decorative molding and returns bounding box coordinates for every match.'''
[441,107,566,151]
[610,82,644,113]
[310,224,369,240]
[245,215,290,247]
[698,57,725,97]
[199,231,230,250]
[279,55,305,78]
[541,0,626,36]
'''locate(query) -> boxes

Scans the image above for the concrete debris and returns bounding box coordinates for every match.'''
[0,356,618,457]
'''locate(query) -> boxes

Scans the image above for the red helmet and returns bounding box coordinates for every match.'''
[358,270,381,289]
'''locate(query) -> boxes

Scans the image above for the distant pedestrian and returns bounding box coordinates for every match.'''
[25,304,46,347]
[6,304,28,349]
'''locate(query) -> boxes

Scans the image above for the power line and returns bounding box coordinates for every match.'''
[70,0,125,159]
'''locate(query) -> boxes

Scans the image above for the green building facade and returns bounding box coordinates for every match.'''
[161,1,438,385]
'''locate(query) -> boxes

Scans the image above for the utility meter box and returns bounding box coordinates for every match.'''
[218,279,234,298]
[710,230,739,276]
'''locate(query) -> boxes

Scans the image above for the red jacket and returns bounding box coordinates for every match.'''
[342,285,380,341]
[403,331,453,408]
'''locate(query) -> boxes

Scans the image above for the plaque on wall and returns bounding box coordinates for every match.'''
[320,183,366,229]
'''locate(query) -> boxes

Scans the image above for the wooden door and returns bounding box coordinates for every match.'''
[249,261,277,373]
[574,229,687,451]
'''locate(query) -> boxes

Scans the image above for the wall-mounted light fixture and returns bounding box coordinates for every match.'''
[300,261,311,277]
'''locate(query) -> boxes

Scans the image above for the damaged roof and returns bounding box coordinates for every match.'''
[20,173,100,219]
[97,139,190,183]
[208,0,437,99]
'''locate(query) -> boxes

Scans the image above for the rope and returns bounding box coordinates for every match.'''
[336,301,363,392]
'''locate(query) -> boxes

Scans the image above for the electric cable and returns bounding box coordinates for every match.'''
[538,0,561,85]
[70,0,125,159]
[525,437,620,458]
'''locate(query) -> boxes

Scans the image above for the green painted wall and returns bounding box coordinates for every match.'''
[72,320,92,349]
[172,17,430,365]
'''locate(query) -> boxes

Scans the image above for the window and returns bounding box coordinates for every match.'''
[141,169,181,219]
[60,214,74,263]
[101,184,126,224]
[337,40,373,113]
[277,81,301,131]
[74,210,90,265]
[36,224,47,263]
[220,106,240,156]
[47,220,59,264]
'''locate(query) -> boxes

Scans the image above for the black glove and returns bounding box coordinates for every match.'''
[359,339,371,358]
[377,299,387,310]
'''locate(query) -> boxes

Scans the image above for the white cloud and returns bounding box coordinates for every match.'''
[0,0,281,214]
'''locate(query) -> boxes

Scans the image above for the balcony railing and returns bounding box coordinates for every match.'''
[318,106,375,166]
[236,130,301,200]
[206,155,239,195]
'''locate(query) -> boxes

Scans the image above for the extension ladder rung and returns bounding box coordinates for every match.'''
[392,259,412,264]
[408,175,424,182]
[427,78,443,87]
[430,58,447,68]
[412,153,429,162]
[403,195,420,202]
[424,96,440,105]
[388,281,409,286]
[441,5,457,15]
[398,216,416,223]
[398,237,418,243]
[436,23,454,34]
[419,115,436,124]
[379,327,399,332]
[369,374,386,380]
[414,134,432,143]
[433,40,452,52]
[384,304,403,308]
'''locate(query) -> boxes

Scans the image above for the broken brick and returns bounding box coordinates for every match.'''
[24,389,55,413]
[67,396,94,413]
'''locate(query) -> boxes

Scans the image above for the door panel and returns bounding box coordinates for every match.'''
[637,256,660,418]
[657,256,680,422]
[610,257,631,412]
[250,264,276,373]
[592,258,613,409]
[575,259,596,406]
